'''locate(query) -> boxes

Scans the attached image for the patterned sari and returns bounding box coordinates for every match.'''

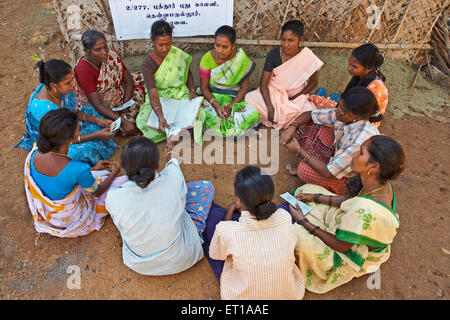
[292,184,399,293]
[197,49,260,142]
[245,47,323,130]
[75,50,145,124]
[15,84,117,165]
[24,145,110,238]
[136,46,200,143]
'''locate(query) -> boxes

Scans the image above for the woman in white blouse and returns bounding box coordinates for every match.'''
[105,137,215,275]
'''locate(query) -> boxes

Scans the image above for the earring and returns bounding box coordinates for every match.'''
[367,170,371,176]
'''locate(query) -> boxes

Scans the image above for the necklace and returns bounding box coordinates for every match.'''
[359,185,385,197]
[49,151,71,160]
[46,87,61,105]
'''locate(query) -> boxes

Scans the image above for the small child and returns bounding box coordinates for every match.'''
[312,43,388,126]
[205,166,305,300]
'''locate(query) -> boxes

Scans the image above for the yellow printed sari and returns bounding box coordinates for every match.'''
[293,184,399,293]
[24,146,109,238]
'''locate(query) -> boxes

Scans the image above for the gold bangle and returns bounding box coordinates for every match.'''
[77,135,81,143]
[209,98,217,105]
[166,151,177,157]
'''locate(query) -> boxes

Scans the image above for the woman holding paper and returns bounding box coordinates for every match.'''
[105,137,214,275]
[15,59,117,165]
[197,25,260,140]
[136,20,199,144]
[289,135,405,293]
[202,166,304,299]
[24,108,127,238]
[244,20,323,129]
[74,30,145,136]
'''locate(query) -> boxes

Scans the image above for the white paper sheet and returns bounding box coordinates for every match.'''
[108,0,234,40]
[146,96,204,137]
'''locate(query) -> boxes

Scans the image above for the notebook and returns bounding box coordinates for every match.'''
[146,96,204,137]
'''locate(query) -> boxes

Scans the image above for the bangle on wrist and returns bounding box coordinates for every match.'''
[166,151,177,158]
[77,135,81,143]
[328,195,332,206]
[310,225,320,235]
[313,193,320,203]
[289,122,299,130]
[209,98,217,105]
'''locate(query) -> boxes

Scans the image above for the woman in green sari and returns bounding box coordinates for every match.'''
[197,26,260,140]
[136,20,198,144]
[288,135,405,293]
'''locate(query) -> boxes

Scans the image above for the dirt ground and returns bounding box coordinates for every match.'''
[0,0,449,300]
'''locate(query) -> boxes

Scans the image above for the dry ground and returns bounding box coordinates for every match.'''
[0,0,448,300]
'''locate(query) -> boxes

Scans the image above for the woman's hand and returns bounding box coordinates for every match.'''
[95,118,113,128]
[95,127,116,141]
[158,115,171,133]
[227,201,241,213]
[215,105,230,119]
[91,160,114,171]
[280,126,296,146]
[121,118,138,136]
[284,137,302,154]
[189,89,197,100]
[289,203,305,222]
[296,193,315,203]
[109,161,122,175]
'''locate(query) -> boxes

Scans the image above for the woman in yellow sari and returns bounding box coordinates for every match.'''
[136,19,198,145]
[288,135,405,293]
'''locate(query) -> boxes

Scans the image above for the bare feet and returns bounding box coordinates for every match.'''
[286,163,297,176]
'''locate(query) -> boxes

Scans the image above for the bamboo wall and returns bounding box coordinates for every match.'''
[54,0,448,62]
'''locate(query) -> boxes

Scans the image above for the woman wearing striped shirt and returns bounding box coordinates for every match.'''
[206,166,305,300]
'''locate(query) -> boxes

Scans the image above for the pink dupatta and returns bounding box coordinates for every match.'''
[245,47,323,129]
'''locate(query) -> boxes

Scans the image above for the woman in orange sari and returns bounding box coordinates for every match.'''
[245,20,323,130]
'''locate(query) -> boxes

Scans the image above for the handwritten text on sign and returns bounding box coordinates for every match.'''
[108,1,234,40]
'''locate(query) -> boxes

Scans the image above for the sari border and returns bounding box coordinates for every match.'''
[335,228,390,248]
[357,183,399,224]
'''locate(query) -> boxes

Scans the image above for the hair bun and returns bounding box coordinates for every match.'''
[36,136,53,153]
[131,167,155,189]
[253,201,277,221]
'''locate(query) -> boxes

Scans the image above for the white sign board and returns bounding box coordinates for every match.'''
[108,0,234,40]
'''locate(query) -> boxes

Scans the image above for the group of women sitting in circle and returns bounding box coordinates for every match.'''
[15,19,405,299]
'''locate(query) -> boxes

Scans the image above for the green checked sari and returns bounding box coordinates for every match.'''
[136,46,203,143]
[292,183,399,294]
[197,48,260,142]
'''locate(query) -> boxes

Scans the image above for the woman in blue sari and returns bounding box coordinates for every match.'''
[15,59,117,165]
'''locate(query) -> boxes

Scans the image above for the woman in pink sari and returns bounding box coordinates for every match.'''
[245,20,323,130]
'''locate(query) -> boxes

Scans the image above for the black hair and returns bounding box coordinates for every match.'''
[234,166,277,221]
[35,59,72,89]
[281,20,304,39]
[351,43,386,82]
[151,19,173,40]
[215,25,236,44]
[81,29,106,50]
[340,87,379,121]
[121,137,159,189]
[345,135,405,196]
[37,108,78,153]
